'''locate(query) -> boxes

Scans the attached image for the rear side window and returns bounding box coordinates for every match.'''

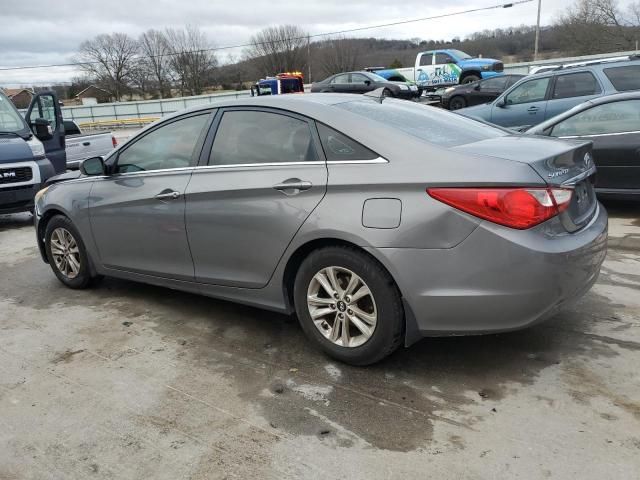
[551,100,640,137]
[604,65,640,92]
[551,72,601,99]
[505,77,550,105]
[419,54,432,66]
[210,110,317,166]
[336,99,506,147]
[316,123,378,161]
[331,74,349,84]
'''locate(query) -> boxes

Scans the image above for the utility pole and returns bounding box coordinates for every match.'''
[534,0,542,61]
[307,35,311,83]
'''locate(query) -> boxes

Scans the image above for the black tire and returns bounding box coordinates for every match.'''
[44,215,98,289]
[449,96,467,110]
[382,88,393,98]
[293,246,404,366]
[461,74,480,84]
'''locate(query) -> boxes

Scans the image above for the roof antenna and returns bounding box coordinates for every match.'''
[364,87,387,103]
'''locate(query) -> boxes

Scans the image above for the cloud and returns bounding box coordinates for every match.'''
[0,0,580,85]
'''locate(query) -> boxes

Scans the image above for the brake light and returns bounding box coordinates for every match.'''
[112,136,118,148]
[427,187,573,229]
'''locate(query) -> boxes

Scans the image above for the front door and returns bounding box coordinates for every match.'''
[491,76,551,128]
[89,112,212,280]
[25,92,66,173]
[469,77,508,106]
[431,52,460,87]
[185,108,328,288]
[349,73,375,94]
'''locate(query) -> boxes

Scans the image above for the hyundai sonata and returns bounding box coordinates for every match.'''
[34,94,607,365]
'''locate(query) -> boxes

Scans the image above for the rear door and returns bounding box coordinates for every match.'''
[25,92,66,173]
[89,111,212,279]
[416,52,434,88]
[544,71,603,120]
[329,74,351,93]
[491,76,551,127]
[549,99,640,192]
[185,108,328,288]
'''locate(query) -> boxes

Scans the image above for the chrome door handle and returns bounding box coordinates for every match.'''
[528,106,539,112]
[155,191,180,200]
[273,179,312,194]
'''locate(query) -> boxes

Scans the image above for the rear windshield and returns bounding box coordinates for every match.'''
[604,65,640,92]
[336,99,507,147]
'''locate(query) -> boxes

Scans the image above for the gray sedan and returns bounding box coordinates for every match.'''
[33,94,607,365]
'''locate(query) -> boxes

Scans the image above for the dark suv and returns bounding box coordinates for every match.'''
[457,56,640,128]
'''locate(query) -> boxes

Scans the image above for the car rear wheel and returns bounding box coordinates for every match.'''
[293,246,404,365]
[449,96,467,110]
[44,215,98,289]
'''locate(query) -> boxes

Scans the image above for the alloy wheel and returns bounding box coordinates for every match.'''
[50,227,81,279]
[306,266,377,348]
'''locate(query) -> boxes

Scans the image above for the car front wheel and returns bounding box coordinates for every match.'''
[294,246,404,365]
[449,96,467,110]
[44,215,98,289]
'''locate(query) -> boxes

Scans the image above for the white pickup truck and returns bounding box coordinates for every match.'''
[63,120,117,169]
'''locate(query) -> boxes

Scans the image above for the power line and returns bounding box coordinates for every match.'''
[0,0,532,73]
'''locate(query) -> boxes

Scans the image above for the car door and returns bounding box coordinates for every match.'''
[89,111,213,280]
[549,99,640,191]
[416,52,435,88]
[350,73,375,94]
[491,76,551,127]
[25,92,66,174]
[469,77,508,106]
[185,108,328,288]
[432,52,459,86]
[329,74,351,93]
[544,71,603,120]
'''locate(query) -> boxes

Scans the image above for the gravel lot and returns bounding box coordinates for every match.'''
[1,203,639,480]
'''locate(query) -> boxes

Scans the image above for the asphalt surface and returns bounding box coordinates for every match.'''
[0,202,639,480]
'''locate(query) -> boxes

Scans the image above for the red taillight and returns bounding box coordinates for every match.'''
[427,187,573,230]
[112,136,118,148]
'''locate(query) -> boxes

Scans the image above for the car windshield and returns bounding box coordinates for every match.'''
[366,72,390,83]
[449,50,472,60]
[0,92,27,133]
[336,99,507,147]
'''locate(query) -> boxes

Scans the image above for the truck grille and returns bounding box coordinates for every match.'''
[493,62,504,72]
[0,166,33,185]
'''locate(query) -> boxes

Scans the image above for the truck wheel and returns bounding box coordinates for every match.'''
[293,246,404,365]
[449,96,467,110]
[461,74,480,84]
[44,215,98,289]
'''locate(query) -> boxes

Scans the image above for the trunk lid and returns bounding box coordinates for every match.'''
[452,135,598,232]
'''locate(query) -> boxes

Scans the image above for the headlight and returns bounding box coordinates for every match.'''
[26,136,45,159]
[444,87,456,93]
[34,186,49,205]
[398,84,409,90]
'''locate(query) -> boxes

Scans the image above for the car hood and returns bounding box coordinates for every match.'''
[459,57,501,67]
[0,136,34,164]
[44,170,82,186]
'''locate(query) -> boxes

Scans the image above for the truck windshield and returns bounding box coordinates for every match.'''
[0,92,28,134]
[336,98,507,147]
[449,50,472,60]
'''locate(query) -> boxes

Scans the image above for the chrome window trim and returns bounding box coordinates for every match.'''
[558,130,640,139]
[327,157,388,165]
[113,166,195,177]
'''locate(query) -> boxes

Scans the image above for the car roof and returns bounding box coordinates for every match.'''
[528,56,640,80]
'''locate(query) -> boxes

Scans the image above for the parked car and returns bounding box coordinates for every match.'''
[457,56,640,128]
[34,94,607,365]
[441,74,525,110]
[525,91,640,200]
[310,71,419,99]
[529,56,631,75]
[370,49,503,90]
[63,120,117,170]
[0,89,63,214]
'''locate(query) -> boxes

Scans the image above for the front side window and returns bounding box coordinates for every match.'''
[479,77,507,90]
[551,100,640,137]
[210,110,317,166]
[551,72,601,99]
[435,53,454,65]
[350,73,370,84]
[116,114,209,173]
[604,65,640,92]
[505,77,550,105]
[316,123,378,161]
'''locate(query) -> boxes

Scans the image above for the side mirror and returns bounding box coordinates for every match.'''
[33,118,52,141]
[80,156,105,176]
[496,98,507,108]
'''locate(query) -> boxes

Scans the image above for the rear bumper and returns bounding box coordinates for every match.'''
[370,203,608,335]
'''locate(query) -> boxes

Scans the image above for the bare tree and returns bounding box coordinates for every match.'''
[165,26,217,96]
[75,33,139,101]
[319,36,360,76]
[139,29,172,98]
[245,25,308,75]
[129,59,154,99]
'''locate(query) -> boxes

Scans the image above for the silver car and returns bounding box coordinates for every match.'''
[34,94,607,365]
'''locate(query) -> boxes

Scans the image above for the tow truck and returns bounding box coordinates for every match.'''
[250,72,305,96]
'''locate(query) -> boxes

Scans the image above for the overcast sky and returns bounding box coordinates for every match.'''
[0,0,590,86]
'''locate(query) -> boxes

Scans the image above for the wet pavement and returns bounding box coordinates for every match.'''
[0,203,639,479]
